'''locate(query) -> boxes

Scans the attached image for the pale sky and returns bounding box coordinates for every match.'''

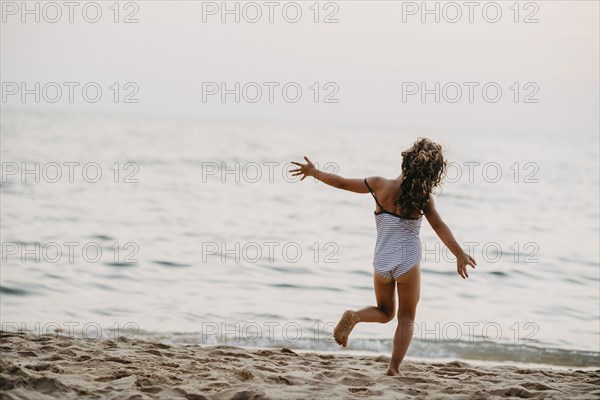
[1,1,599,138]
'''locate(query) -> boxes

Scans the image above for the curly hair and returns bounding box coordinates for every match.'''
[395,138,446,217]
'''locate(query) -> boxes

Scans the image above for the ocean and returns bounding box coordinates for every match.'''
[1,109,598,368]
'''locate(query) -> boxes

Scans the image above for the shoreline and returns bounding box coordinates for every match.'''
[1,331,599,399]
[6,328,599,370]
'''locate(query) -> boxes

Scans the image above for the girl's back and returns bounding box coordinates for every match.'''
[369,177,423,220]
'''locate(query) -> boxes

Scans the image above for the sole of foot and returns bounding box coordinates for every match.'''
[333,310,359,348]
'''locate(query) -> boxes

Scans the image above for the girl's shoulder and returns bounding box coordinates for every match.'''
[365,176,387,190]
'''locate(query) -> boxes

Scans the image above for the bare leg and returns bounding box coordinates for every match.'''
[386,265,420,376]
[334,272,396,347]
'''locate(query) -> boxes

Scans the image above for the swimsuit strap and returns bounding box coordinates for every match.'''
[364,177,385,211]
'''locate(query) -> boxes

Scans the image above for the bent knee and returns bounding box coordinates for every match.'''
[378,305,396,323]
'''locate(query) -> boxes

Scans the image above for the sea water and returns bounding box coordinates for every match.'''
[1,110,598,367]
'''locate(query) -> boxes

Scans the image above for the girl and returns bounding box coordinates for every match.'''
[290,138,476,376]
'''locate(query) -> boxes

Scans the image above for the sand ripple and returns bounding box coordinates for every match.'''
[1,332,599,399]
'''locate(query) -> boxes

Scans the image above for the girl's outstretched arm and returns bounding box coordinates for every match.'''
[290,156,369,193]
[424,197,477,279]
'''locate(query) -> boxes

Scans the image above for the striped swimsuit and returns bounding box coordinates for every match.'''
[364,178,422,280]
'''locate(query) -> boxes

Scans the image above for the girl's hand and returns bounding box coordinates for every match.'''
[290,156,316,181]
[457,251,477,279]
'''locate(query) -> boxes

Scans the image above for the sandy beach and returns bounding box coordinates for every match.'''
[0,331,598,400]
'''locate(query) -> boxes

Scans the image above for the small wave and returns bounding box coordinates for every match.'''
[157,333,599,368]
[104,262,137,268]
[349,269,372,276]
[557,256,598,268]
[0,286,30,296]
[89,283,117,291]
[92,234,114,241]
[262,265,312,274]
[422,269,454,276]
[269,283,343,292]
[153,260,192,268]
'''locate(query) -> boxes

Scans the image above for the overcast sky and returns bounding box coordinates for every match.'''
[1,1,598,138]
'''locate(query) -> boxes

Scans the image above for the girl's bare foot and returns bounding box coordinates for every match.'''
[333,310,359,347]
[385,367,400,376]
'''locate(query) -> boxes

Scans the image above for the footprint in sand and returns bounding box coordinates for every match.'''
[95,370,131,382]
[265,375,294,385]
[521,382,553,391]
[255,365,278,373]
[17,351,37,357]
[58,349,77,357]
[393,376,427,384]
[105,356,133,364]
[29,377,69,394]
[489,387,534,398]
[42,355,63,362]
[339,377,374,387]
[24,363,57,372]
[234,369,254,381]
